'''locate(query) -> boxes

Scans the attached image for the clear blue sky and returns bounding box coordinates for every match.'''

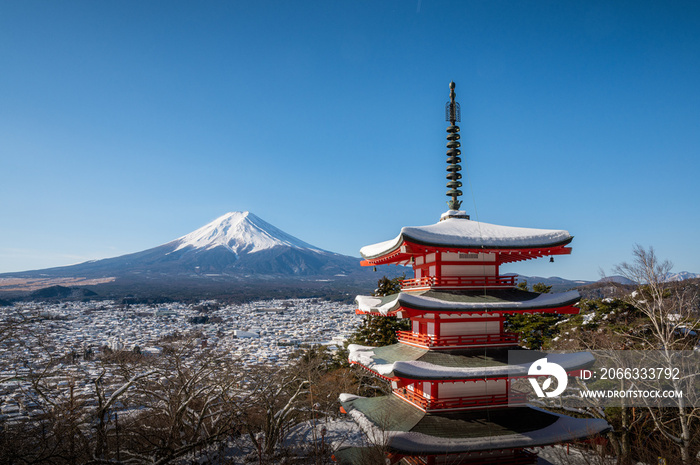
[1,1,699,281]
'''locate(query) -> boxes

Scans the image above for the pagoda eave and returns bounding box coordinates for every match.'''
[353,361,592,384]
[360,234,574,266]
[338,394,611,455]
[355,290,581,317]
[351,360,511,384]
[361,241,572,267]
[348,344,596,382]
[356,305,579,318]
[349,360,399,382]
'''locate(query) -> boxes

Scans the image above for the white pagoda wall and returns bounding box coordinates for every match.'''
[415,254,437,265]
[439,320,500,335]
[441,252,495,262]
[438,379,506,398]
[414,252,500,279]
[441,265,496,277]
[413,317,502,336]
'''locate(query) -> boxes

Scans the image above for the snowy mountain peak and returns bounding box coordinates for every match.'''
[172,211,324,255]
[667,271,700,282]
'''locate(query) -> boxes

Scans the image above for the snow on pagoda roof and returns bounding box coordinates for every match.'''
[348,343,595,380]
[356,289,580,315]
[360,214,572,259]
[339,394,610,454]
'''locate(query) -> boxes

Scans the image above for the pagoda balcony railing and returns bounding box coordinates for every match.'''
[401,275,516,290]
[397,331,520,349]
[396,388,528,411]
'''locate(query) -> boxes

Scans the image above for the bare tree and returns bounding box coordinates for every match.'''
[237,364,311,461]
[89,364,158,462]
[555,302,651,465]
[613,245,699,350]
[612,245,700,464]
[0,307,96,464]
[106,342,241,465]
[232,347,361,463]
[0,326,243,465]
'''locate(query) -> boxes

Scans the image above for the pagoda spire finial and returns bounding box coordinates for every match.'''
[445,81,464,212]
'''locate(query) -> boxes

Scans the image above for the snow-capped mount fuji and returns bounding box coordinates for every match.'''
[172,212,324,256]
[2,212,366,282]
[149,211,357,277]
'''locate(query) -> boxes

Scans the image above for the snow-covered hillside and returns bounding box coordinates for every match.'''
[667,271,700,282]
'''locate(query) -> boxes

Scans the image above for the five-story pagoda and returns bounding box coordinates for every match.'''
[336,82,609,465]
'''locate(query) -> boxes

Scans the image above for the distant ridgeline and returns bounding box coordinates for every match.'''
[0,211,408,300]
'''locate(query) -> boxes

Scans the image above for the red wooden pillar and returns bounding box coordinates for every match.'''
[495,252,502,280]
[435,250,442,284]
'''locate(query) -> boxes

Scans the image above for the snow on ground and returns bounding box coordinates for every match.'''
[166,418,366,464]
[284,417,366,450]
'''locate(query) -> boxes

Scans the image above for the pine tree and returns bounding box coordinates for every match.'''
[347,275,410,346]
[506,281,563,349]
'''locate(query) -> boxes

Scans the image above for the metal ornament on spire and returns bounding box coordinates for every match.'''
[445,81,463,212]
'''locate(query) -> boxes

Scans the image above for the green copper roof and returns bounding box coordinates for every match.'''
[341,394,558,438]
[371,344,535,369]
[347,394,425,432]
[349,344,596,380]
[343,394,557,438]
[416,288,541,302]
[339,393,611,456]
[411,407,557,439]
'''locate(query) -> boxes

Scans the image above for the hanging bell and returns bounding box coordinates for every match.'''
[549,257,554,263]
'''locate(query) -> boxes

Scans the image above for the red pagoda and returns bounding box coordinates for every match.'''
[336,82,609,465]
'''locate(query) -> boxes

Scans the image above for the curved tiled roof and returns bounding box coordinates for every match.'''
[348,344,595,380]
[338,394,610,454]
[356,289,581,316]
[360,215,573,259]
